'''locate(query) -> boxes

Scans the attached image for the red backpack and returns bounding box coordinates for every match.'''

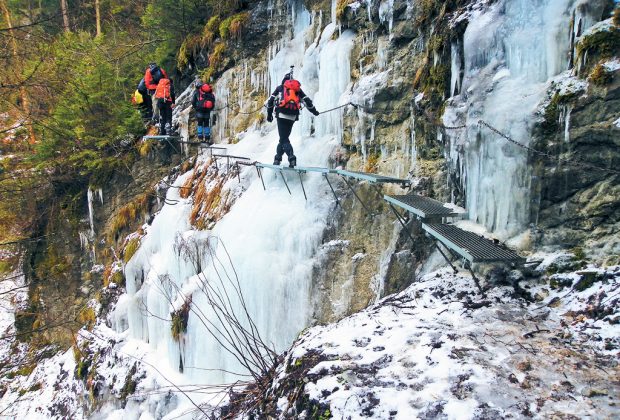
[196,84,214,110]
[155,78,172,101]
[279,79,301,111]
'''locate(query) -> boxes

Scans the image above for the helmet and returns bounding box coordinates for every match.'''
[195,80,203,88]
[149,62,158,71]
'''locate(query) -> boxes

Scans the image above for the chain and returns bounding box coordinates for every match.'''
[478,120,620,175]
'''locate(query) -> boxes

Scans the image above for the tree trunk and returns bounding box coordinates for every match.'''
[95,0,101,37]
[0,0,37,144]
[60,0,69,32]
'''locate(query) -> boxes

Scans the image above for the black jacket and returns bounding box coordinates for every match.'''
[191,89,216,118]
[267,81,317,121]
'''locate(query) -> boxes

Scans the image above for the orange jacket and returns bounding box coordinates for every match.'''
[144,66,168,91]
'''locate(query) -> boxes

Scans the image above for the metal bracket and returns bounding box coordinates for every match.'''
[280,171,291,195]
[298,172,307,200]
[324,174,341,208]
[341,176,374,217]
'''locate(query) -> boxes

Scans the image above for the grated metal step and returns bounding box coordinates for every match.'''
[385,194,458,219]
[335,169,410,186]
[255,163,334,174]
[423,223,524,264]
[143,135,180,140]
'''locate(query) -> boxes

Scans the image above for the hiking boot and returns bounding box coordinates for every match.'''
[273,158,281,166]
[288,157,297,168]
[165,123,172,136]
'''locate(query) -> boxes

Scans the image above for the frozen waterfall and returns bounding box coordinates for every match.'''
[116,0,355,391]
[443,0,603,239]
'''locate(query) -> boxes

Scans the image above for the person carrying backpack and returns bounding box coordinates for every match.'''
[154,76,176,136]
[136,77,153,121]
[266,69,320,168]
[144,62,168,124]
[191,81,216,144]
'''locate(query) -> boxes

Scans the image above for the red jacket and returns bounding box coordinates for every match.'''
[144,66,168,91]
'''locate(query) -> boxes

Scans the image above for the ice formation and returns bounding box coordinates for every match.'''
[116,0,355,396]
[443,0,606,239]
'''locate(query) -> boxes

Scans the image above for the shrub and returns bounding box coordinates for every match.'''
[589,62,613,86]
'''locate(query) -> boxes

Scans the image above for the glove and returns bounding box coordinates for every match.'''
[310,108,320,116]
[267,113,273,122]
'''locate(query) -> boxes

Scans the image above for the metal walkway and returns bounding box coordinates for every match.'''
[143,135,180,140]
[336,170,410,187]
[255,163,334,174]
[254,162,410,204]
[385,194,458,220]
[422,223,524,264]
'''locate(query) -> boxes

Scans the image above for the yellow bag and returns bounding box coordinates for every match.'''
[133,89,143,105]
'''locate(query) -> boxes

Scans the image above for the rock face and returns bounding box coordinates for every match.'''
[533,72,620,261]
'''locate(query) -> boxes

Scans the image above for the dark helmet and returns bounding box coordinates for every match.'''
[149,62,158,71]
[281,73,292,85]
[195,79,203,89]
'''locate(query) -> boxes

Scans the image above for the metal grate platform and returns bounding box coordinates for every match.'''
[255,163,334,174]
[335,169,410,186]
[385,194,458,219]
[143,135,180,140]
[422,223,524,264]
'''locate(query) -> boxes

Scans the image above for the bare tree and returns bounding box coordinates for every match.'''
[60,0,69,32]
[95,0,101,37]
[0,0,36,144]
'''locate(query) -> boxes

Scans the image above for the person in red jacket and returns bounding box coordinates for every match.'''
[144,62,168,124]
[154,76,176,136]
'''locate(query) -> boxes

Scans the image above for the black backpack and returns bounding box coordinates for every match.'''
[196,92,214,111]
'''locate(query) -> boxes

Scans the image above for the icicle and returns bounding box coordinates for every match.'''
[87,189,95,236]
[79,231,90,249]
[410,106,417,171]
[450,41,462,97]
[97,188,103,205]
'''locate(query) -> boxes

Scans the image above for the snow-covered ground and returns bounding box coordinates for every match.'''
[265,258,619,419]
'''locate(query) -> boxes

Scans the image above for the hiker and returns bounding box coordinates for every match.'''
[191,81,216,143]
[144,62,168,123]
[136,78,152,121]
[154,76,176,136]
[266,70,319,168]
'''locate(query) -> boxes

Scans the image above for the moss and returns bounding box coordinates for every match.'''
[111,270,125,287]
[137,139,154,157]
[13,364,36,377]
[571,247,586,261]
[577,26,620,61]
[77,307,96,330]
[574,271,604,292]
[0,260,13,274]
[219,16,234,39]
[77,357,91,380]
[336,0,354,21]
[108,193,152,242]
[120,364,138,406]
[229,12,250,40]
[178,34,201,68]
[589,62,613,86]
[28,382,42,393]
[123,236,141,263]
[364,152,380,173]
[170,297,192,341]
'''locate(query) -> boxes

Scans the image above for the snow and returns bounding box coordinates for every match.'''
[270,264,620,419]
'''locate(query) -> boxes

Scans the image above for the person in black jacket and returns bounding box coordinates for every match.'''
[266,72,319,168]
[136,78,153,121]
[191,81,216,143]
